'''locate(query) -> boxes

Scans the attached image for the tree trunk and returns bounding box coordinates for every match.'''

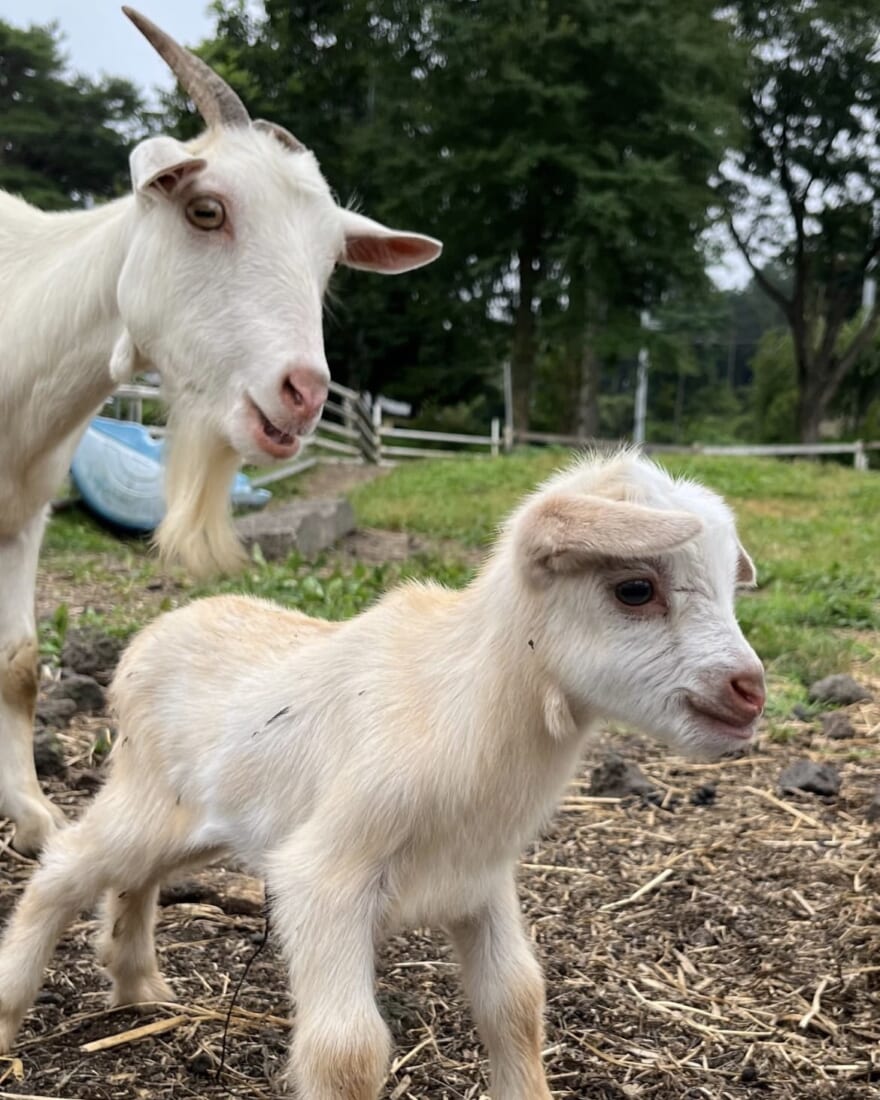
[674,361,686,442]
[511,244,539,436]
[797,396,823,444]
[792,320,821,443]
[796,371,825,444]
[572,284,605,440]
[576,337,600,439]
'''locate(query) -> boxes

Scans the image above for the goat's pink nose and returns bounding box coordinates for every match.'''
[282,366,328,423]
[728,670,766,719]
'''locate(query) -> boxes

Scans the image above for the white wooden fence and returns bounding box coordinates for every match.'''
[515,430,880,471]
[111,382,878,481]
[111,381,502,488]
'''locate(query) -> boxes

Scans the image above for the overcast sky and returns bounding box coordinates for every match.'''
[0,1,214,97]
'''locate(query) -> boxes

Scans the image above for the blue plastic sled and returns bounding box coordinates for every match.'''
[70,416,271,533]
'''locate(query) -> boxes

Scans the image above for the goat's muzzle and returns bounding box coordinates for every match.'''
[686,668,766,740]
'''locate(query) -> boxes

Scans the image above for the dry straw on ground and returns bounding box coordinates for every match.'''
[1,686,878,1100]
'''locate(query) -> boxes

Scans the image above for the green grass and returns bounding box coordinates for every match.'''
[349,449,567,545]
[41,451,879,711]
[351,450,880,695]
[189,551,474,619]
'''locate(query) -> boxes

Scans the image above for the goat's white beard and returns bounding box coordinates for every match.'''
[155,411,248,579]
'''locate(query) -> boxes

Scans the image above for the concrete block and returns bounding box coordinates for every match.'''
[234,497,355,560]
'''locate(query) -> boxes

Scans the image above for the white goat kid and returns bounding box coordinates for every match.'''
[0,8,441,855]
[0,452,765,1099]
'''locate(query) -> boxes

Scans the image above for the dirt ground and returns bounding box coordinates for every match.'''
[5,469,880,1100]
[1,694,879,1100]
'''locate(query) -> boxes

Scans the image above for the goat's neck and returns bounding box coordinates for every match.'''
[446,564,586,753]
[0,196,135,470]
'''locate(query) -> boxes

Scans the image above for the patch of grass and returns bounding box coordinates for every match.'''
[191,549,475,621]
[42,506,141,556]
[38,603,70,664]
[42,451,878,704]
[353,450,880,690]
[349,449,568,545]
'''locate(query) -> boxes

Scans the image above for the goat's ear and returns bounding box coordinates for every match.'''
[130,137,207,198]
[339,209,442,273]
[517,492,703,581]
[736,543,757,588]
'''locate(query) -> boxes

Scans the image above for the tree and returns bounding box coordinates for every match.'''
[718,1,880,442]
[161,1,499,412]
[169,1,743,429]
[410,0,741,433]
[0,19,144,209]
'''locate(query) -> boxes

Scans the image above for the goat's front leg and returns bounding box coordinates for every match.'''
[267,834,391,1100]
[0,510,65,856]
[447,875,553,1100]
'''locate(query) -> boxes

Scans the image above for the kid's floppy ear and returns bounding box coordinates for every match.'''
[516,491,703,583]
[130,136,207,197]
[339,209,442,274]
[736,543,758,588]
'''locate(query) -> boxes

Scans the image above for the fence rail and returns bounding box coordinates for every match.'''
[515,431,878,471]
[111,383,878,482]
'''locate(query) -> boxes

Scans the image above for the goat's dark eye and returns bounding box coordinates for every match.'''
[615,579,655,607]
[185,196,225,230]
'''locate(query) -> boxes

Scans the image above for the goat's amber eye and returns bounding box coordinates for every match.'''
[615,579,654,607]
[185,196,225,230]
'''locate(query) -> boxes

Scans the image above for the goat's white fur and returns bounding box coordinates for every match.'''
[0,452,764,1097]
[0,83,440,855]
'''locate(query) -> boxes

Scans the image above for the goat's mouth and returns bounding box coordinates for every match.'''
[685,696,758,742]
[247,399,302,459]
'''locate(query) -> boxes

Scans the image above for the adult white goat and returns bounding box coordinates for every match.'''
[0,452,764,1099]
[0,7,441,855]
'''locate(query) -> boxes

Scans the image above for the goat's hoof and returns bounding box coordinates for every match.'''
[109,973,176,1008]
[10,801,65,859]
[0,1010,22,1055]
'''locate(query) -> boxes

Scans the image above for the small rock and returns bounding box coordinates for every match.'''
[808,674,872,706]
[235,498,356,561]
[56,673,105,714]
[187,1050,216,1077]
[60,628,125,686]
[160,869,265,917]
[866,790,880,824]
[589,754,658,800]
[779,759,841,797]
[35,695,78,728]
[690,783,717,806]
[73,769,104,793]
[35,989,65,1007]
[33,730,66,779]
[791,703,812,721]
[821,711,856,740]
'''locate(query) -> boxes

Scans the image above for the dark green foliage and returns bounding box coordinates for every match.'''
[160,1,741,434]
[0,19,145,209]
[718,1,880,441]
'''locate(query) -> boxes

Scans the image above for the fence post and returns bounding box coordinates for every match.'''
[502,360,514,452]
[490,417,500,457]
[854,440,868,471]
[372,398,383,464]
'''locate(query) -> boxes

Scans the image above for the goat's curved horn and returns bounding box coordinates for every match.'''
[123,6,250,129]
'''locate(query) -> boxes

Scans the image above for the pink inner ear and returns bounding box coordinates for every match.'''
[736,549,757,586]
[343,234,439,273]
[153,172,183,197]
[149,161,204,198]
